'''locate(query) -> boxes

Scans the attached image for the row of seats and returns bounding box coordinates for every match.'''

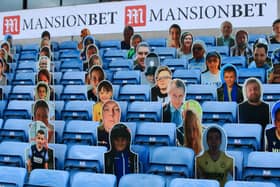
[0,100,275,123]
[0,140,279,186]
[1,166,277,187]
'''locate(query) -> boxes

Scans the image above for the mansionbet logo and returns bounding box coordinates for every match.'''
[3,15,20,35]
[125,5,146,27]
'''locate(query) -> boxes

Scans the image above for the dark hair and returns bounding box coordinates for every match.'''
[110,123,131,150]
[97,80,113,93]
[273,18,280,27]
[89,65,105,80]
[155,66,172,79]
[223,66,236,76]
[34,100,49,114]
[40,46,51,58]
[254,42,268,54]
[38,69,51,83]
[37,129,45,135]
[235,30,248,40]
[37,83,48,92]
[169,24,181,34]
[207,127,222,141]
[41,30,51,40]
[124,25,134,34]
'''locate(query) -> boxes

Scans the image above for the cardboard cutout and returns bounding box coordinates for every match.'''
[35,81,50,101]
[141,52,160,86]
[195,125,234,187]
[86,65,105,100]
[37,56,51,72]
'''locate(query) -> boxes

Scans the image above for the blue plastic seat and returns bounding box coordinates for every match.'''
[9,85,35,100]
[112,84,120,100]
[131,144,149,173]
[223,123,262,165]
[135,122,176,147]
[153,47,177,61]
[26,169,69,187]
[48,143,67,170]
[227,150,244,180]
[119,84,150,101]
[222,56,247,69]
[52,120,65,144]
[194,35,216,46]
[59,40,78,51]
[54,72,62,85]
[62,120,99,145]
[60,85,88,101]
[126,101,162,122]
[118,101,128,122]
[64,145,107,173]
[207,46,229,57]
[21,43,39,53]
[186,84,217,103]
[161,58,187,71]
[71,172,117,187]
[123,122,137,144]
[0,100,7,118]
[145,38,166,49]
[0,141,29,167]
[16,61,37,72]
[19,52,38,61]
[262,84,280,102]
[60,71,86,85]
[225,181,276,187]
[0,85,12,100]
[61,100,94,121]
[173,69,201,84]
[59,59,83,72]
[148,146,195,179]
[112,70,141,85]
[108,59,133,71]
[268,44,280,57]
[59,50,80,60]
[170,178,220,187]
[248,34,267,45]
[54,100,65,120]
[99,40,121,50]
[12,72,35,85]
[54,84,63,100]
[244,151,280,186]
[0,166,27,187]
[238,68,266,84]
[3,100,33,119]
[1,119,31,142]
[119,174,165,187]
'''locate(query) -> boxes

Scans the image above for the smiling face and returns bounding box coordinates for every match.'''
[136,46,149,68]
[192,44,205,59]
[156,70,172,92]
[206,56,220,74]
[36,133,45,149]
[38,86,47,99]
[223,71,236,88]
[183,34,193,48]
[102,101,121,133]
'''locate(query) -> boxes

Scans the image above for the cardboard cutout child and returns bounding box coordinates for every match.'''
[35,81,50,101]
[104,123,138,183]
[195,125,234,187]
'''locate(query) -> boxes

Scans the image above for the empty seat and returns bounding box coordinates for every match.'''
[202,101,237,124]
[238,68,266,83]
[71,172,116,187]
[131,144,149,173]
[99,40,121,50]
[54,84,63,100]
[52,120,65,144]
[119,84,150,101]
[59,59,83,72]
[227,150,244,180]
[108,59,133,71]
[119,174,165,187]
[0,141,29,167]
[126,101,162,122]
[0,166,27,187]
[248,34,267,45]
[194,35,216,46]
[225,181,276,187]
[19,52,38,61]
[12,72,35,85]
[0,119,31,142]
[59,40,78,51]
[9,85,35,100]
[48,143,67,170]
[21,43,39,52]
[170,178,220,187]
[118,101,128,122]
[61,101,94,121]
[208,46,229,57]
[60,71,86,85]
[112,84,120,100]
[244,152,280,186]
[54,100,65,120]
[103,49,127,62]
[26,169,69,187]
[153,47,177,61]
[262,84,280,102]
[112,70,141,85]
[186,84,217,103]
[62,120,99,145]
[3,100,33,119]
[0,85,12,100]
[0,100,7,118]
[161,58,187,71]
[173,69,201,84]
[64,145,107,173]
[135,122,176,147]
[60,85,88,101]
[59,50,80,60]
[222,56,246,69]
[16,61,37,72]
[145,38,166,48]
[148,146,195,178]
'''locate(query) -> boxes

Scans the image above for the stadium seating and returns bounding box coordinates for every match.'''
[25,169,69,187]
[222,56,247,69]
[119,174,166,187]
[59,50,80,60]
[60,71,86,85]
[148,146,195,180]
[131,144,149,173]
[59,59,83,72]
[262,84,280,102]
[64,145,107,173]
[0,141,29,167]
[54,84,64,100]
[48,143,67,170]
[244,152,280,186]
[169,178,220,187]
[227,150,244,180]
[134,122,176,147]
[60,85,88,101]
[173,69,201,84]
[119,84,150,101]
[54,100,65,120]
[16,61,37,72]
[207,46,229,57]
[0,100,7,118]
[9,85,35,100]
[59,41,78,51]
[153,47,177,61]
[112,84,120,100]
[238,68,266,83]
[248,34,267,45]
[145,38,166,49]
[112,70,141,85]
[186,84,217,103]
[0,85,12,100]
[12,72,36,85]
[161,58,187,71]
[71,172,117,187]
[0,119,31,142]
[3,100,33,119]
[99,40,121,50]
[225,181,276,187]
[118,101,128,122]
[61,100,94,121]
[62,120,99,145]
[194,35,216,46]
[126,101,162,122]
[0,166,27,187]
[202,101,237,124]
[108,59,134,71]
